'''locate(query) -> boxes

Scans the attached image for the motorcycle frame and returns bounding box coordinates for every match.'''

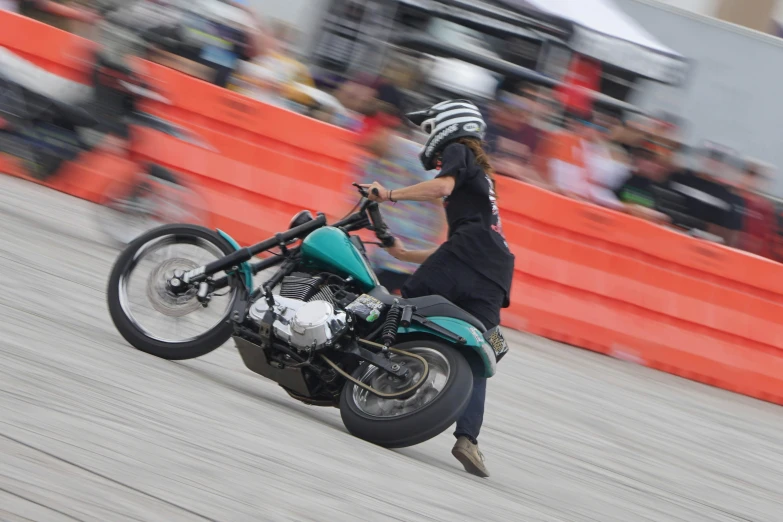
[177,197,499,378]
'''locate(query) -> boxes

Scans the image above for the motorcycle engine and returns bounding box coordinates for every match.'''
[248,274,348,351]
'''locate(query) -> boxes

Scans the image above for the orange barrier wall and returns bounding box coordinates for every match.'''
[3,12,783,406]
[0,12,360,243]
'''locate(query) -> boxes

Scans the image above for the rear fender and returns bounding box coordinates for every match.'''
[398,316,496,378]
[216,229,253,292]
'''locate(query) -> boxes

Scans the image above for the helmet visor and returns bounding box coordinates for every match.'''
[420,117,436,135]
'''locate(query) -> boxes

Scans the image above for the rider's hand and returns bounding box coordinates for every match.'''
[384,237,406,260]
[359,182,391,203]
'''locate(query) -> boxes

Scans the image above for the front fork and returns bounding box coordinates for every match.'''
[167,254,284,304]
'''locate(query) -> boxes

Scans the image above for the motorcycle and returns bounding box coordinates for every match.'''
[106,184,507,447]
[0,45,210,245]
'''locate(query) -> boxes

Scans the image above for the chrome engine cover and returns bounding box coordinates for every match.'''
[248,296,347,351]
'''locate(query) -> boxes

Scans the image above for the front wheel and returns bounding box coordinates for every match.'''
[107,224,240,360]
[339,340,473,448]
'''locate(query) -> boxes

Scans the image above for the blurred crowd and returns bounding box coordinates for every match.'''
[7,0,361,127]
[482,88,779,260]
[352,76,783,289]
[11,0,782,283]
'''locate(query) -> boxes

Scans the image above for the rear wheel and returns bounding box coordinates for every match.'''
[106,224,240,360]
[339,340,473,448]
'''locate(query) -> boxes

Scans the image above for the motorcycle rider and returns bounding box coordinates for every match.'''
[361,99,515,478]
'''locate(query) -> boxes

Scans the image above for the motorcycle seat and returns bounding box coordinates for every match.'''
[369,286,487,333]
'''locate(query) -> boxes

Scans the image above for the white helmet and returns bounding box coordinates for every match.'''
[406,99,487,170]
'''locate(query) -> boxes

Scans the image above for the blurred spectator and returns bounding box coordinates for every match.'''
[668,145,743,245]
[181,3,256,88]
[374,61,408,117]
[331,74,375,131]
[611,117,647,156]
[581,114,631,210]
[615,144,674,224]
[333,73,376,115]
[227,0,264,59]
[485,91,546,185]
[123,0,259,87]
[9,0,99,29]
[544,110,629,207]
[543,110,590,199]
[735,159,776,257]
[355,58,418,140]
[356,105,445,293]
[229,20,316,110]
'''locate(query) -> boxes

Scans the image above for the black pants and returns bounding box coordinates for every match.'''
[401,248,505,329]
[376,269,410,295]
[401,247,506,442]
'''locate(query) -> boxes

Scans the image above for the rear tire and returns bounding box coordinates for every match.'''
[339,340,473,448]
[107,224,239,360]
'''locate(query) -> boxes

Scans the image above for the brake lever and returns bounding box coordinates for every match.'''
[352,182,369,198]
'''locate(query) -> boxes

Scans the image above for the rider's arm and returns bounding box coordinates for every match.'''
[386,245,439,265]
[386,177,455,202]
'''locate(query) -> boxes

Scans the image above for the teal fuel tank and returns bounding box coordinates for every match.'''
[300,227,379,291]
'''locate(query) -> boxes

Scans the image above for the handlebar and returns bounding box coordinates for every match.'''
[246,213,327,257]
[351,183,396,248]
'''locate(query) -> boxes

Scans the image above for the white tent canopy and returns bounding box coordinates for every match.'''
[504,0,689,84]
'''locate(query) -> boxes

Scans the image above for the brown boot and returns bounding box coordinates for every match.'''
[452,436,490,478]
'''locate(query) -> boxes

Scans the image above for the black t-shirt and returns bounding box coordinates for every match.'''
[615,172,703,229]
[668,170,741,230]
[724,191,746,232]
[616,174,660,209]
[435,143,516,306]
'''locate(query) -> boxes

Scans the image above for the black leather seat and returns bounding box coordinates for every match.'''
[369,287,487,333]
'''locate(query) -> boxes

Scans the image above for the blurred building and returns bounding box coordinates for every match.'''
[304,0,687,107]
[616,0,783,196]
[646,0,783,36]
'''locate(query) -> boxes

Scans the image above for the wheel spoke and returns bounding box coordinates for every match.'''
[118,235,235,343]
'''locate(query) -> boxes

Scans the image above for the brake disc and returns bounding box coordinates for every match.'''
[146,257,201,317]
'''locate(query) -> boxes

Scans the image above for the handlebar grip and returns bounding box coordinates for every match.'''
[371,188,380,197]
[367,202,396,248]
[378,233,396,248]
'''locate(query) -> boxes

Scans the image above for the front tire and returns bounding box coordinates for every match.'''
[339,340,473,448]
[107,224,240,360]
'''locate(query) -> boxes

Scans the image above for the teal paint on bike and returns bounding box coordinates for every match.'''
[301,227,379,291]
[398,316,497,378]
[217,229,253,291]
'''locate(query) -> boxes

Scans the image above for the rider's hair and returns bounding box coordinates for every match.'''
[456,137,497,195]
